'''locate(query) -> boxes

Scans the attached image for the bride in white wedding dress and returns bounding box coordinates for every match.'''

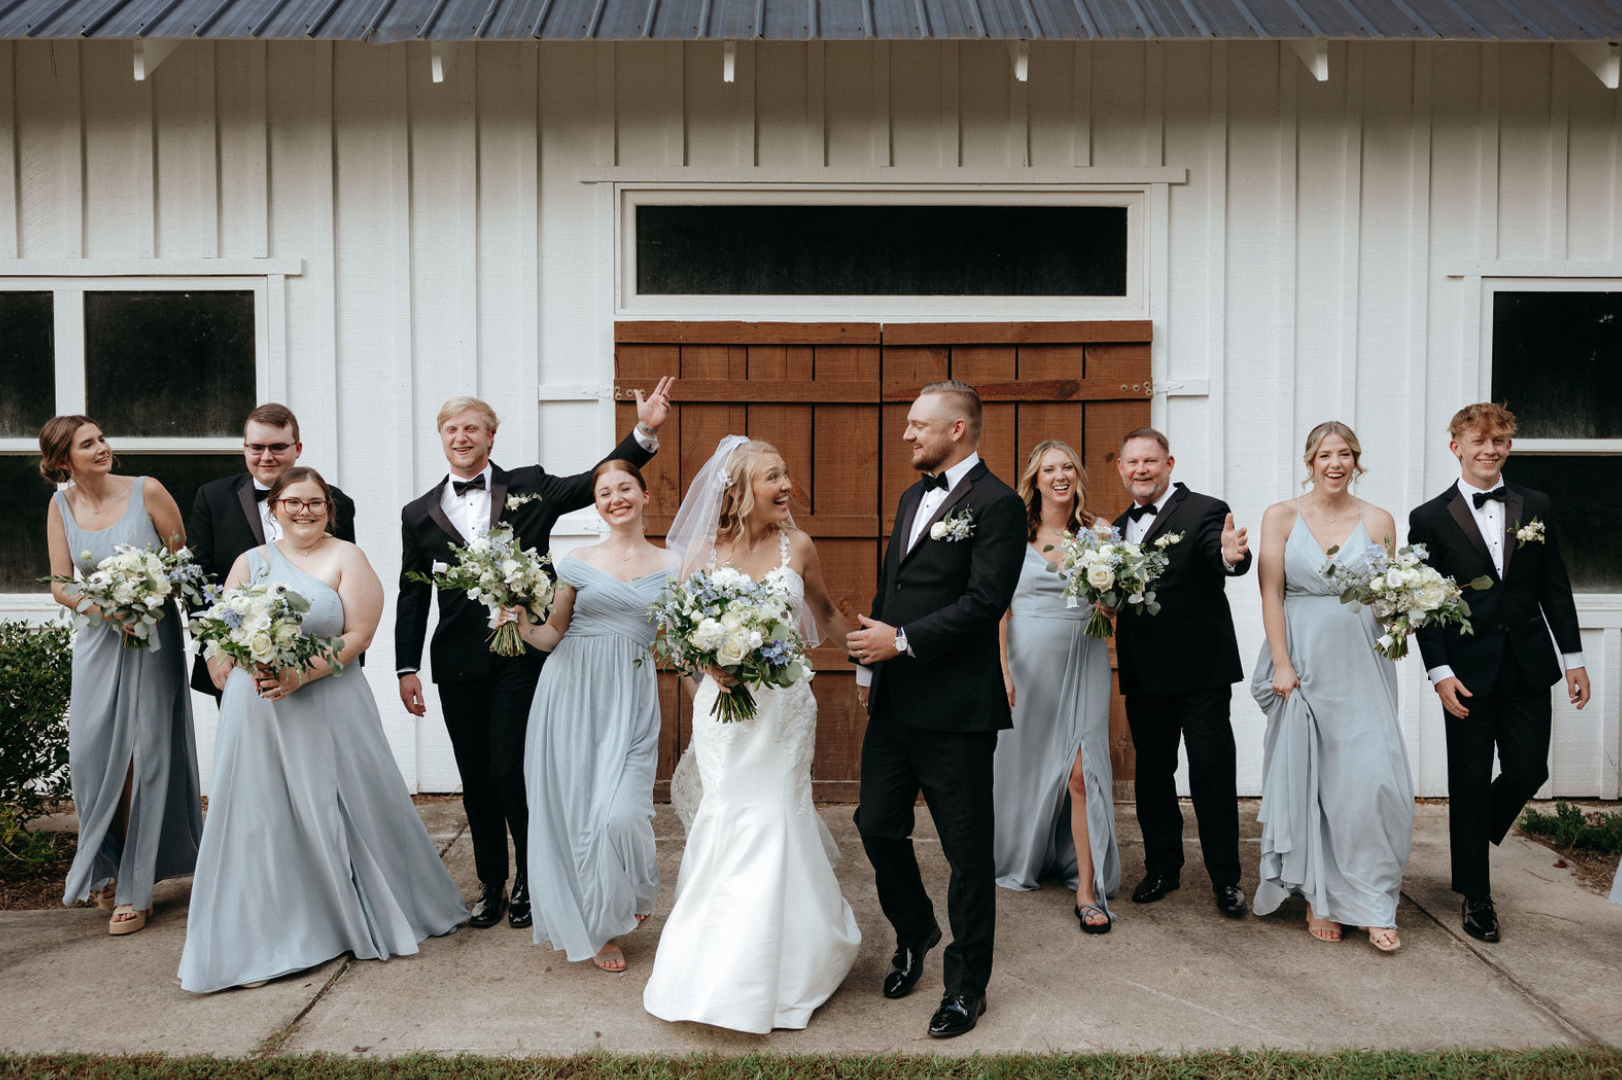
[642,437,862,1034]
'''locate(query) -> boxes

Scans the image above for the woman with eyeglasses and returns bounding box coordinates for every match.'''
[40,415,203,937]
[178,467,467,992]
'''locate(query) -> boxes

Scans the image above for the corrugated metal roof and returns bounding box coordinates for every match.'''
[1,0,1619,42]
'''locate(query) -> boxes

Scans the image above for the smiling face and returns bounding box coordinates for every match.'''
[1035,447,1081,512]
[243,419,302,488]
[1308,432,1357,493]
[745,453,794,528]
[904,393,965,475]
[1116,436,1174,506]
[271,478,332,540]
[594,468,650,529]
[1450,425,1512,490]
[440,408,496,478]
[68,423,112,481]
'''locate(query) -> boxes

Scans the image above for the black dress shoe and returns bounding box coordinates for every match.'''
[508,874,532,929]
[468,881,506,929]
[1462,896,1500,943]
[882,925,942,999]
[1131,873,1180,904]
[927,992,986,1038]
[1214,885,1247,918]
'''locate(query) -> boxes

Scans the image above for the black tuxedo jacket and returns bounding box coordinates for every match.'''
[1408,481,1581,692]
[395,432,653,686]
[1111,482,1251,698]
[187,472,358,694]
[864,459,1026,734]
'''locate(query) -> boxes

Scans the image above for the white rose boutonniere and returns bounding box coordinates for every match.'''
[505,493,540,511]
[929,507,975,542]
[1514,518,1545,548]
[1154,531,1184,550]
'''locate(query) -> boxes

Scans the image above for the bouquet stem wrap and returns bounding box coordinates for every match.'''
[407,522,555,658]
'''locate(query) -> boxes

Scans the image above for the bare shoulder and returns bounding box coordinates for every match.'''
[565,542,607,568]
[1360,501,1398,545]
[1262,499,1300,528]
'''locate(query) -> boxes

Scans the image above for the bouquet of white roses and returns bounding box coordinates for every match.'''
[645,564,811,723]
[189,579,345,676]
[406,522,554,657]
[51,543,209,650]
[1322,541,1490,660]
[1045,521,1176,639]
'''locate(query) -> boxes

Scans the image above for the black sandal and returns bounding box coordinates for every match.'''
[1075,903,1112,935]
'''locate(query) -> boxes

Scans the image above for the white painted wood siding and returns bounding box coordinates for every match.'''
[1,38,1617,798]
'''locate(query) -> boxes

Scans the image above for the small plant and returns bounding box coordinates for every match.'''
[1519,800,1622,856]
[0,619,73,833]
[0,806,58,870]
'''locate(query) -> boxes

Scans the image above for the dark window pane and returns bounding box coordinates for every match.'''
[1503,456,1621,593]
[0,292,56,438]
[0,455,55,592]
[636,205,1129,296]
[84,291,256,438]
[1491,291,1622,439]
[115,455,250,546]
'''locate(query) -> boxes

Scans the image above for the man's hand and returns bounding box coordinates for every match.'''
[399,672,427,717]
[1568,667,1591,710]
[634,376,675,434]
[846,615,900,665]
[1221,512,1249,566]
[1435,675,1473,719]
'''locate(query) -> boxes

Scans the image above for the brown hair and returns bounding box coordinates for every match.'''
[592,459,648,492]
[1119,427,1170,454]
[919,380,984,442]
[1448,402,1518,440]
[1301,420,1367,489]
[437,396,500,433]
[1017,440,1094,541]
[717,440,788,543]
[266,466,339,535]
[38,415,103,485]
[245,402,301,442]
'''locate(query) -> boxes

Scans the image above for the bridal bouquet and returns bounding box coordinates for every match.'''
[645,565,811,723]
[1045,522,1173,639]
[189,579,345,675]
[1322,541,1490,660]
[51,543,209,649]
[406,523,554,657]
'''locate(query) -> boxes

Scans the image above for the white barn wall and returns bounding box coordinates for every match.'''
[0,37,1617,799]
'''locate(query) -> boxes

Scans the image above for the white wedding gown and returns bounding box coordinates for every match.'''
[643,541,861,1033]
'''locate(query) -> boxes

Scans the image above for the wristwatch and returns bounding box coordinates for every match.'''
[894,627,910,657]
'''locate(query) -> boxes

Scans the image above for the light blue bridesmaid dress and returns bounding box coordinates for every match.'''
[55,480,202,912]
[178,544,466,992]
[523,556,666,961]
[992,544,1120,918]
[1251,507,1414,928]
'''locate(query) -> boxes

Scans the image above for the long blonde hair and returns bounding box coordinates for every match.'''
[716,440,788,543]
[1016,439,1094,541]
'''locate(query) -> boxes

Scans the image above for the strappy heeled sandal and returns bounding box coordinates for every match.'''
[1306,906,1342,943]
[1363,926,1402,953]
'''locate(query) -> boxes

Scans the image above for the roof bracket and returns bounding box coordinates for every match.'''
[1290,39,1328,82]
[1566,42,1620,90]
[723,39,736,83]
[431,41,449,83]
[133,38,179,80]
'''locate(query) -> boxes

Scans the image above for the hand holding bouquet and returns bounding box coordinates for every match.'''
[189,579,346,677]
[645,565,810,723]
[1322,541,1490,660]
[406,523,554,657]
[1045,521,1174,639]
[51,543,209,650]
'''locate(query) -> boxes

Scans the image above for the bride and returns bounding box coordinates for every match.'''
[642,436,862,1033]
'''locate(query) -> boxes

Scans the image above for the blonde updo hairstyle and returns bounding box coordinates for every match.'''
[1016,439,1094,541]
[716,440,788,543]
[1301,420,1366,490]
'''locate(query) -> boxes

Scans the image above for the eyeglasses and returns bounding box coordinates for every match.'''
[276,498,329,513]
[245,442,296,455]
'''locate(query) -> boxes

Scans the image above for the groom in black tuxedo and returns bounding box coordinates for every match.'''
[395,381,671,930]
[848,381,1025,1039]
[1112,428,1252,918]
[1409,402,1588,943]
[187,402,358,697]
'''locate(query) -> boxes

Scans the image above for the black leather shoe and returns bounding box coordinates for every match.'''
[882,925,942,999]
[508,874,532,929]
[468,881,506,929]
[1214,885,1247,918]
[927,992,986,1038]
[1462,896,1499,943]
[1131,873,1180,904]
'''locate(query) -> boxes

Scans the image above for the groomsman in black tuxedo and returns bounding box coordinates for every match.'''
[1409,402,1588,943]
[848,381,1025,1039]
[1111,428,1252,917]
[396,381,672,930]
[188,403,358,696]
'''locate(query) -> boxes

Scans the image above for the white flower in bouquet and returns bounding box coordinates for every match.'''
[50,541,209,650]
[190,576,345,678]
[1322,540,1491,661]
[1044,521,1172,639]
[406,522,554,657]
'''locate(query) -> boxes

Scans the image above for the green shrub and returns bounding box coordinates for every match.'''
[0,619,73,827]
[1519,800,1622,856]
[0,805,58,869]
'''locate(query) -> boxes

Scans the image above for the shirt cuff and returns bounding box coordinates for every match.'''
[396,667,418,677]
[854,666,873,687]
[1223,559,1238,573]
[1563,651,1586,671]
[633,425,659,452]
[1426,664,1455,685]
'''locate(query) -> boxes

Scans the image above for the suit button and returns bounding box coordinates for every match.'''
[896,584,903,592]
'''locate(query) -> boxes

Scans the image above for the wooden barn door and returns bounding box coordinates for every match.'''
[617,320,1151,803]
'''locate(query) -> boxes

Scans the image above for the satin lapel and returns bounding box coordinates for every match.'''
[1445,487,1498,582]
[903,466,980,564]
[893,484,923,563]
[1140,483,1187,547]
[488,466,509,531]
[236,479,266,546]
[1502,486,1524,579]
[426,481,467,546]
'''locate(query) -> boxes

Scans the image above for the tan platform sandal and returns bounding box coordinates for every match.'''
[94,882,118,911]
[108,905,151,936]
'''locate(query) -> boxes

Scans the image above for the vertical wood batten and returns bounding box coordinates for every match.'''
[1207,41,1227,484]
[1071,40,1089,167]
[62,42,84,259]
[1009,44,1028,167]
[872,41,891,168]
[0,42,16,258]
[939,40,958,168]
[1144,40,1162,168]
[1549,45,1569,262]
[249,42,268,258]
[196,43,219,258]
[1338,43,1361,431]
[137,70,156,259]
[806,41,825,167]
[1275,42,1297,496]
[1477,43,1498,266]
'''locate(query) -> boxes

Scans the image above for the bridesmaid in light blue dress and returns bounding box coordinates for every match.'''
[42,416,202,937]
[994,441,1119,933]
[507,460,672,971]
[179,468,466,992]
[1251,422,1412,953]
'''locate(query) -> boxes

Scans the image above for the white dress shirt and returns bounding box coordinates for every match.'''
[441,464,495,540]
[1123,486,1177,546]
[253,481,281,542]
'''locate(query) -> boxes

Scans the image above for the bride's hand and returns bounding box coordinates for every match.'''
[700,664,738,689]
[1271,662,1300,701]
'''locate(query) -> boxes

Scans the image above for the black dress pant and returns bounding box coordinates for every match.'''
[438,654,544,887]
[1443,646,1553,898]
[856,711,997,999]
[1125,686,1241,890]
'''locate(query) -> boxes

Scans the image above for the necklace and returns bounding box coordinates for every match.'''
[1311,495,1353,523]
[287,536,329,558]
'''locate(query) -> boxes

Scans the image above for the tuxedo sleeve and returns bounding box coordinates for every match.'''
[186,487,218,615]
[899,489,1025,664]
[395,512,432,674]
[1408,505,1451,672]
[1535,502,1584,656]
[536,431,656,515]
[331,487,359,545]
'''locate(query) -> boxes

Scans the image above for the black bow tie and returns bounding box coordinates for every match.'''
[921,473,949,492]
[1472,487,1506,509]
[452,475,487,497]
[1128,502,1158,522]
[253,487,270,502]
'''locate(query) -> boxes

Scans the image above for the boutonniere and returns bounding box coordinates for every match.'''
[1514,518,1545,548]
[929,508,975,542]
[1154,531,1184,550]
[505,493,540,511]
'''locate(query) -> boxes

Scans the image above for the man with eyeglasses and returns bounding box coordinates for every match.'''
[187,402,359,697]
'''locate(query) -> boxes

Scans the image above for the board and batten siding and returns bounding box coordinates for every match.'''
[1,37,1617,798]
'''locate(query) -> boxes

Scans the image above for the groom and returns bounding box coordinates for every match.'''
[848,381,1025,1039]
[1409,402,1587,943]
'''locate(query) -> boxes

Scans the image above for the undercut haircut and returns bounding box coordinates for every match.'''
[919,380,983,441]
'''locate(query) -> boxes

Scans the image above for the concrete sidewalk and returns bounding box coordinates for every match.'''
[2,800,1620,1057]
